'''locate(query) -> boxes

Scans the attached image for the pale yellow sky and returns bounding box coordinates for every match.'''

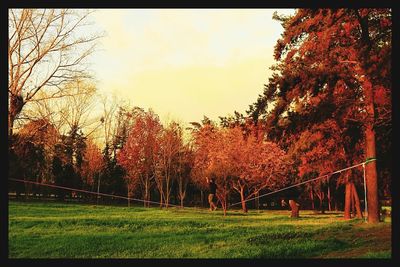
[90,9,296,124]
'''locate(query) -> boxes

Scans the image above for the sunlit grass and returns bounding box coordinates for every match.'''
[8,201,391,258]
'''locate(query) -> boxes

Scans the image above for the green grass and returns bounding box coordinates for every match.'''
[8,201,391,259]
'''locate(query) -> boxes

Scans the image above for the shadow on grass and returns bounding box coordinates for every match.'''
[256,237,349,258]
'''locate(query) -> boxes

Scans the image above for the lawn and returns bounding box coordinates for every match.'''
[8,201,391,259]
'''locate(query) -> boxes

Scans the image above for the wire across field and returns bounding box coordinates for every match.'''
[8,201,391,259]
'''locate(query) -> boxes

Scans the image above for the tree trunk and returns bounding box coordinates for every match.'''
[144,179,148,208]
[222,200,227,216]
[327,185,332,211]
[166,175,170,208]
[178,180,185,208]
[240,187,247,213]
[148,188,151,208]
[350,184,355,217]
[317,192,324,214]
[8,112,14,138]
[159,189,164,208]
[97,176,101,206]
[344,182,352,220]
[351,183,363,219]
[8,99,21,138]
[310,188,315,210]
[289,200,299,218]
[255,191,259,211]
[357,11,380,224]
[364,123,379,223]
[218,192,227,216]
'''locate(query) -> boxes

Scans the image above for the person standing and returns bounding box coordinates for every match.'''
[206,176,217,211]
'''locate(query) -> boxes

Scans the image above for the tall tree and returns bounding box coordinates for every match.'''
[192,122,288,215]
[81,138,104,190]
[117,109,162,207]
[232,126,290,213]
[12,118,59,182]
[249,9,390,223]
[157,121,183,208]
[8,9,102,137]
[176,141,194,208]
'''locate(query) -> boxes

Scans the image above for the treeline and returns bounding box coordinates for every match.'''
[245,9,391,222]
[8,108,292,214]
[8,103,388,218]
[8,9,391,221]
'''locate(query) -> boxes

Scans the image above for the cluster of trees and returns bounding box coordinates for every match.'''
[8,9,391,223]
[191,119,291,215]
[117,109,194,208]
[246,9,391,222]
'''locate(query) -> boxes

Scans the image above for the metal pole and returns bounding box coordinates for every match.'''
[362,163,368,222]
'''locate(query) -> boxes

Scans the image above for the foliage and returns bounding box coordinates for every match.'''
[81,139,104,187]
[192,120,289,214]
[117,109,162,206]
[247,9,391,219]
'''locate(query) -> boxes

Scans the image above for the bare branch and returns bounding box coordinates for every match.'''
[8,8,102,136]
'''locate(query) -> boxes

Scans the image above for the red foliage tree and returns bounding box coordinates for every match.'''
[117,109,162,207]
[192,121,289,215]
[192,121,232,215]
[81,139,104,190]
[157,121,183,208]
[233,128,290,213]
[291,119,363,218]
[249,9,391,223]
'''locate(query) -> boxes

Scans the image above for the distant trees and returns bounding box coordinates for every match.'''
[176,141,194,208]
[233,128,290,213]
[8,8,104,201]
[117,109,162,207]
[158,121,184,208]
[81,139,104,190]
[117,111,196,208]
[192,120,289,215]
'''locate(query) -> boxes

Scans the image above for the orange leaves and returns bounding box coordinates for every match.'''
[192,123,290,194]
[333,81,346,96]
[82,139,104,186]
[342,22,355,36]
[117,109,162,188]
[308,92,327,106]
[374,85,390,106]
[359,9,370,17]
[380,17,391,28]
[295,120,346,178]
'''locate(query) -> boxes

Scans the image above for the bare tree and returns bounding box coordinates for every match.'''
[177,141,194,208]
[157,121,183,208]
[8,9,102,137]
[99,93,119,150]
[58,79,100,135]
[25,79,101,137]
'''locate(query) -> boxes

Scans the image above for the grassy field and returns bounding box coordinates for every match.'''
[8,201,391,259]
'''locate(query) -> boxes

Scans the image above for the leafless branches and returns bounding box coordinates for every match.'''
[8,9,103,136]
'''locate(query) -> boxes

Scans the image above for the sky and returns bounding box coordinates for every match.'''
[89,9,296,124]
